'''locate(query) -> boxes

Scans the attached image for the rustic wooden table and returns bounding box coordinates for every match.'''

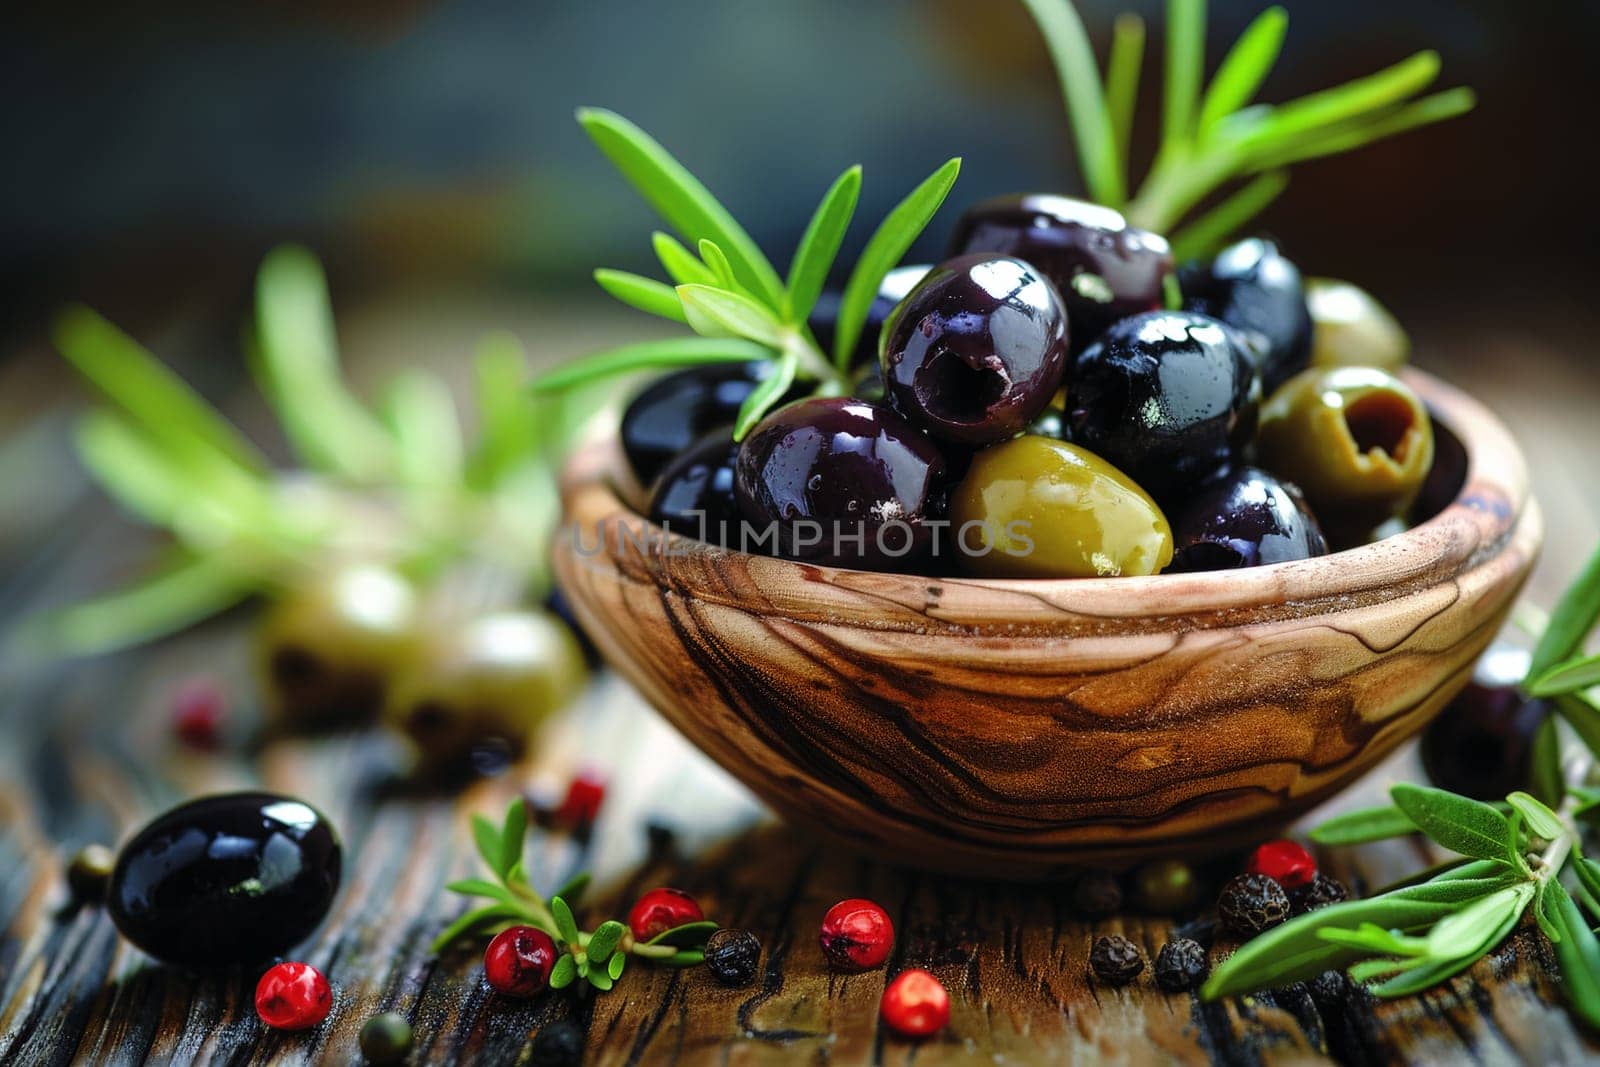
[1,293,1597,1065]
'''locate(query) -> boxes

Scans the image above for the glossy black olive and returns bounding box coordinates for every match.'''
[734,397,948,568]
[1421,681,1550,800]
[1067,311,1261,505]
[1165,467,1329,572]
[881,254,1069,445]
[621,362,794,486]
[648,429,741,547]
[810,264,930,369]
[1180,238,1312,393]
[948,194,1173,352]
[107,792,341,966]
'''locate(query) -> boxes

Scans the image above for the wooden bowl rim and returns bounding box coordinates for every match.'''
[558,368,1530,630]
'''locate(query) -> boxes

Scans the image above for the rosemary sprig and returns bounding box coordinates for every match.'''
[1021,0,1476,255]
[1210,542,1600,1027]
[433,797,714,992]
[529,108,960,439]
[28,247,578,656]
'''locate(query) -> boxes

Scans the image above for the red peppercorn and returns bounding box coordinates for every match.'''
[1247,839,1318,890]
[880,968,949,1038]
[173,678,225,750]
[554,771,606,832]
[483,925,559,998]
[254,961,332,1030]
[627,888,704,942]
[819,898,894,972]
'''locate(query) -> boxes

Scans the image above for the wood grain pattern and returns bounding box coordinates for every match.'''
[553,371,1542,877]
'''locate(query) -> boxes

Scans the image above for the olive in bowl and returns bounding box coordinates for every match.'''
[621,362,796,486]
[733,397,948,568]
[1067,310,1261,505]
[648,429,741,548]
[948,193,1173,352]
[880,254,1070,446]
[1165,467,1329,573]
[1256,366,1435,545]
[949,436,1173,579]
[1306,278,1410,371]
[1180,238,1312,393]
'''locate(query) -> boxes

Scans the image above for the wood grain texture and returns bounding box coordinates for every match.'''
[553,371,1542,877]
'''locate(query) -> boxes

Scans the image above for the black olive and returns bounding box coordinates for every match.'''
[1165,466,1329,572]
[648,429,741,547]
[809,264,931,369]
[881,254,1070,445]
[1180,238,1312,393]
[107,792,341,966]
[1068,311,1260,505]
[621,362,795,486]
[949,194,1173,353]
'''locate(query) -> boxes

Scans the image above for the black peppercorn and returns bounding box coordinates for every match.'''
[1309,968,1351,1007]
[1217,873,1291,937]
[1153,938,1210,993]
[703,928,762,987]
[1071,870,1124,918]
[358,1013,413,1065]
[1292,873,1350,914]
[1088,934,1144,985]
[66,843,115,904]
[530,1019,584,1067]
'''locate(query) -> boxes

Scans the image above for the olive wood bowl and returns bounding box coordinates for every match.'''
[552,370,1541,878]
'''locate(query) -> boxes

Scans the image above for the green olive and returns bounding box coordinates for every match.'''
[385,610,587,779]
[949,436,1173,578]
[1306,278,1409,371]
[1257,367,1434,545]
[255,566,420,728]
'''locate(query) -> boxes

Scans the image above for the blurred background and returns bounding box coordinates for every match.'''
[1,0,1595,587]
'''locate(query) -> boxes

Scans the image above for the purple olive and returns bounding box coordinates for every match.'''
[948,193,1173,353]
[648,429,741,547]
[733,397,948,569]
[1165,467,1328,572]
[880,254,1069,445]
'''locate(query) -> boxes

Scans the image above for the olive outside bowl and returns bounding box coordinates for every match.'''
[551,369,1540,879]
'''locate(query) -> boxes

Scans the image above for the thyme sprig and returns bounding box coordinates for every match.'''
[433,797,714,993]
[1021,0,1477,257]
[1207,543,1600,1027]
[529,108,960,439]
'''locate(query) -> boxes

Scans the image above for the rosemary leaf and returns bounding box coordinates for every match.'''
[1309,803,1417,846]
[578,108,784,308]
[528,338,771,394]
[468,332,539,489]
[784,165,863,326]
[1542,880,1600,1029]
[1390,783,1518,865]
[1019,0,1125,207]
[1232,51,1442,153]
[653,231,720,286]
[733,347,797,441]
[1196,6,1287,137]
[1530,654,1600,698]
[1105,14,1146,180]
[25,551,254,657]
[832,157,961,370]
[1531,544,1600,679]
[384,370,464,489]
[698,240,738,291]
[254,245,398,481]
[53,305,267,475]
[1531,713,1566,808]
[1161,0,1207,149]
[677,285,787,347]
[594,269,689,324]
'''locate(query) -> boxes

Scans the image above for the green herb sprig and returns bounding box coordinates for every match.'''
[1021,0,1476,257]
[433,797,714,992]
[530,108,960,439]
[1206,542,1600,1026]
[31,246,584,655]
